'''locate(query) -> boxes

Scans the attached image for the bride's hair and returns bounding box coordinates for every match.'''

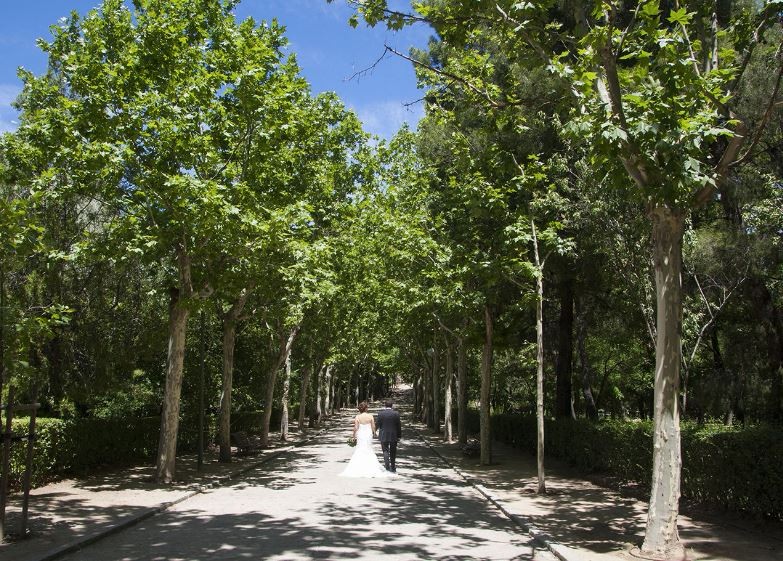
[358,401,369,413]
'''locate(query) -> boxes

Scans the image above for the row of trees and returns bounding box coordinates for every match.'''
[0,0,400,483]
[1,0,782,559]
[333,0,783,558]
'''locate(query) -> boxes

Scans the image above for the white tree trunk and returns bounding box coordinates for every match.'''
[444,332,454,443]
[315,364,323,426]
[432,333,440,431]
[260,325,299,447]
[280,353,291,441]
[324,364,333,416]
[480,305,493,465]
[156,288,190,483]
[642,206,685,558]
[298,361,313,430]
[532,221,547,494]
[219,320,236,462]
[218,288,251,463]
[457,335,467,445]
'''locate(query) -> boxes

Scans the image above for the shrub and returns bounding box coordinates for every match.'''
[467,409,782,519]
[4,409,272,490]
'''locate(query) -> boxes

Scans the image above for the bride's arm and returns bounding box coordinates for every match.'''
[352,416,358,438]
[371,417,377,438]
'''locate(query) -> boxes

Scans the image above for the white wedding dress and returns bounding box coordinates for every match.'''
[339,423,388,478]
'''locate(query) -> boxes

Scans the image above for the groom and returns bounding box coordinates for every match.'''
[376,399,402,473]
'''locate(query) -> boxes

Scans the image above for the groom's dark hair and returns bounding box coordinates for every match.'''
[384,400,393,408]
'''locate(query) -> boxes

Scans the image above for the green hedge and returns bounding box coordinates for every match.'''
[4,409,276,490]
[465,410,783,519]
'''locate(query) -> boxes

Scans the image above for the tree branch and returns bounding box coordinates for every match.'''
[494,4,549,63]
[732,40,783,168]
[382,44,513,109]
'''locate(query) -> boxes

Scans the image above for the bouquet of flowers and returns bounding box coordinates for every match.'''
[347,436,357,447]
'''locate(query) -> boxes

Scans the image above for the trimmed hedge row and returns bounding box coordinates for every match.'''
[5,410,277,490]
[465,410,783,519]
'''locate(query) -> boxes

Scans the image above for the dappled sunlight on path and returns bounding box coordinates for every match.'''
[51,404,538,561]
[421,422,783,561]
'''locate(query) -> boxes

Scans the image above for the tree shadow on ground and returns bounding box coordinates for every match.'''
[429,431,783,561]
[53,429,534,561]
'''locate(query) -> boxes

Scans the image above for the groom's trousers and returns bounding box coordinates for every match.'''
[381,440,397,472]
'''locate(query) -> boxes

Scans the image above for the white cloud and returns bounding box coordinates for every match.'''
[354,99,423,140]
[0,85,21,133]
[0,85,21,107]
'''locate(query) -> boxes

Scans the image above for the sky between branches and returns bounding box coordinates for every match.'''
[0,0,428,139]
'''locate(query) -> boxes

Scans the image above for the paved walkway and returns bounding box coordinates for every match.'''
[1,395,780,561]
[420,430,783,561]
[1,410,552,561]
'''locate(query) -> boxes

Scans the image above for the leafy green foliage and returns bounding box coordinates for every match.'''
[468,410,783,519]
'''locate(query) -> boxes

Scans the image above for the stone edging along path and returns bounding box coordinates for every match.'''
[416,430,577,561]
[31,429,327,561]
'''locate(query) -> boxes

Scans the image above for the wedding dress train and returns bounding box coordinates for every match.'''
[339,423,388,478]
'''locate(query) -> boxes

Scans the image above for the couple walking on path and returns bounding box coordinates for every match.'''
[339,400,401,478]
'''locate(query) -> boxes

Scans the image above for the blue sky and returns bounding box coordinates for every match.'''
[0,0,431,139]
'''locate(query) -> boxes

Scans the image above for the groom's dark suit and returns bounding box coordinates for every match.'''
[376,406,402,472]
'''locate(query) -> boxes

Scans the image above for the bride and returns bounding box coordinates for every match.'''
[339,401,388,478]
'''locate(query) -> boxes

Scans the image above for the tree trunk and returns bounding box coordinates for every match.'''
[457,335,468,445]
[422,357,431,425]
[432,333,440,431]
[314,364,323,427]
[298,361,313,431]
[748,278,783,421]
[261,365,279,448]
[555,277,575,419]
[532,222,546,494]
[155,287,190,483]
[218,288,251,463]
[324,364,333,416]
[411,361,420,417]
[480,304,493,465]
[576,298,598,419]
[260,325,299,447]
[642,206,685,558]
[443,331,454,443]
[0,264,5,388]
[280,353,291,441]
[219,319,237,462]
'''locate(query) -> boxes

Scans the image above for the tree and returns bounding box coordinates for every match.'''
[11,0,323,481]
[335,0,783,555]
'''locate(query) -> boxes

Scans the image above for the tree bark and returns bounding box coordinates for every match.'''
[432,332,440,431]
[280,353,291,441]
[555,277,575,419]
[480,304,493,465]
[576,297,598,419]
[642,206,685,558]
[315,364,323,427]
[532,222,546,494]
[443,331,454,443]
[422,355,431,425]
[324,364,333,416]
[260,325,299,447]
[218,288,251,463]
[298,361,313,431]
[748,278,783,421]
[0,264,5,389]
[219,320,237,462]
[155,287,190,483]
[457,335,468,445]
